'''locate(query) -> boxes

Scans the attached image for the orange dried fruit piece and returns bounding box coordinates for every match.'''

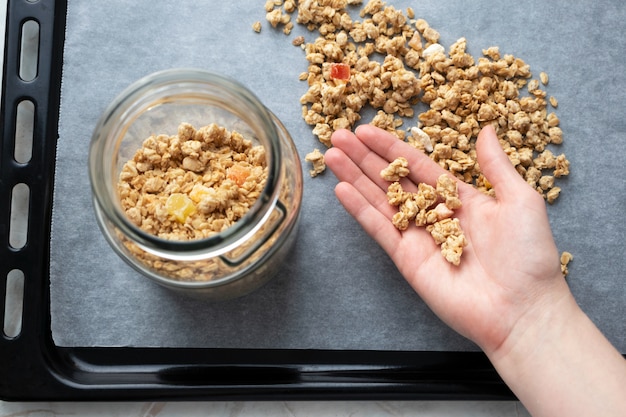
[329,63,350,80]
[227,165,251,186]
[166,193,196,223]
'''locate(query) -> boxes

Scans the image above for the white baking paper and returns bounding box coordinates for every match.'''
[51,0,625,351]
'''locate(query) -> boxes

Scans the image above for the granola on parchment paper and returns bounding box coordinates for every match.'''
[257,0,573,272]
[257,0,570,206]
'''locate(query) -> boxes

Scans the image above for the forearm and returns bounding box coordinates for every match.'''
[487,291,626,417]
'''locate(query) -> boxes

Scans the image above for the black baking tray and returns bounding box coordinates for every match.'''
[0,0,517,401]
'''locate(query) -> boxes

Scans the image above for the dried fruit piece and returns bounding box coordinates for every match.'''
[329,63,351,80]
[227,164,252,186]
[166,193,197,223]
[189,183,213,203]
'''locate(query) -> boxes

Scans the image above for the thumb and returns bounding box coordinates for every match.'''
[476,125,532,201]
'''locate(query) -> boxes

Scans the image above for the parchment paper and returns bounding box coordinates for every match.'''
[51,0,625,351]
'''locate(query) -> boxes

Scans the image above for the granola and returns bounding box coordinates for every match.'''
[305,148,326,177]
[260,0,570,206]
[379,156,409,181]
[259,0,573,269]
[118,122,268,241]
[383,161,467,266]
[560,251,574,277]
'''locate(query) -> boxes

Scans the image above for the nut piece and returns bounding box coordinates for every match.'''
[409,126,433,152]
[305,148,326,177]
[422,43,445,58]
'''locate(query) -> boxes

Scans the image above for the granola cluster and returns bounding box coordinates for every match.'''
[265,0,296,34]
[297,2,422,146]
[415,38,569,202]
[259,0,569,204]
[304,148,327,177]
[383,159,466,266]
[560,251,574,277]
[380,155,409,181]
[118,122,268,241]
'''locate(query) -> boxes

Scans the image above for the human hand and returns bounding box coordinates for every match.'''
[325,124,571,355]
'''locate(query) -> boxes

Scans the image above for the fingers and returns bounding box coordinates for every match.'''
[325,127,452,263]
[329,128,399,192]
[325,139,405,256]
[476,125,536,202]
[325,133,397,220]
[352,124,451,187]
[333,181,403,256]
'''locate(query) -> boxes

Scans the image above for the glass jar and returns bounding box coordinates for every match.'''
[88,69,303,300]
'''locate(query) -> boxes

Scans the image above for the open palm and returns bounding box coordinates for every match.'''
[325,124,568,354]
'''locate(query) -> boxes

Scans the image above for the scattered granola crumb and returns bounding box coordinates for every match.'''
[305,148,326,177]
[550,96,559,108]
[292,35,305,46]
[560,251,573,276]
[252,21,262,33]
[561,252,574,277]
[266,7,291,29]
[540,71,549,85]
[545,186,561,204]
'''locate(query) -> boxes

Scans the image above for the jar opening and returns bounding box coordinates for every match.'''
[89,69,283,260]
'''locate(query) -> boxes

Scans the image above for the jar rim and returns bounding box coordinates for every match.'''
[88,68,283,260]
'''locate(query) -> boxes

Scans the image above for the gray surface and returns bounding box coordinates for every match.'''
[51,0,625,350]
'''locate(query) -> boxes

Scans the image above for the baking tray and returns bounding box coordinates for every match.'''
[0,0,537,401]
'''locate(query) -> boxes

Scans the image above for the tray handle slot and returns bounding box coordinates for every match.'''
[3,269,24,339]
[18,19,39,81]
[14,99,35,164]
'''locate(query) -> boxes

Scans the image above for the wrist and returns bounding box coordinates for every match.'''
[479,271,574,361]
[484,280,626,417]
[485,278,577,366]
